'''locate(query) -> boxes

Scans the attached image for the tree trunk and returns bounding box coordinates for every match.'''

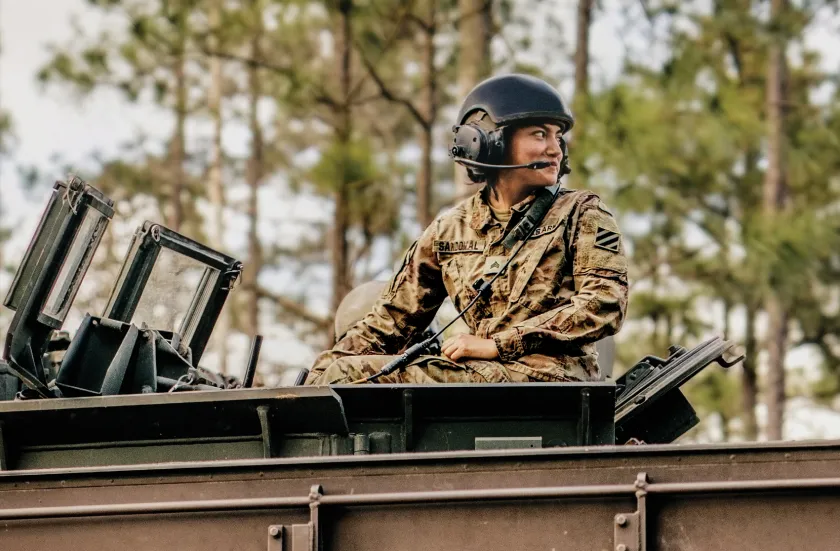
[417,0,437,228]
[455,0,492,199]
[207,0,229,372]
[571,0,593,147]
[244,14,264,338]
[765,297,788,439]
[739,143,760,439]
[330,0,353,344]
[763,0,789,441]
[726,14,760,439]
[722,297,731,341]
[168,32,187,233]
[742,302,759,440]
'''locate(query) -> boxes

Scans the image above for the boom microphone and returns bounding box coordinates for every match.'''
[455,159,553,170]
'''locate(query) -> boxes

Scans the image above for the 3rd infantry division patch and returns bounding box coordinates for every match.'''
[594,226,621,252]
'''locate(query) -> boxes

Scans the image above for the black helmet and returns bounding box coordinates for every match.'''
[457,73,574,132]
[450,74,574,183]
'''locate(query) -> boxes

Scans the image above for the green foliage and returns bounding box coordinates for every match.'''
[310,139,379,195]
[37,1,201,111]
[576,0,840,437]
[309,138,399,235]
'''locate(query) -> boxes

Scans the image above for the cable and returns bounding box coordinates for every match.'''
[348,185,563,384]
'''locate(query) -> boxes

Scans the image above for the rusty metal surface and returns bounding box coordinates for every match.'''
[5,434,840,478]
[653,493,840,550]
[3,441,840,550]
[322,498,634,551]
[2,511,310,551]
[4,440,840,504]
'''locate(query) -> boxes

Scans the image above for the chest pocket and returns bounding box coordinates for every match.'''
[509,221,566,305]
[440,254,487,325]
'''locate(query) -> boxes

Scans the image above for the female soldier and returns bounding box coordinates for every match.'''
[305,74,628,385]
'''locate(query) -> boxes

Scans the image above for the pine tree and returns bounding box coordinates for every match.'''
[763,0,790,440]
[582,0,840,439]
[36,0,209,236]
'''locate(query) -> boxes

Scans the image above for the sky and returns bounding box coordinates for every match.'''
[0,1,169,245]
[2,0,840,439]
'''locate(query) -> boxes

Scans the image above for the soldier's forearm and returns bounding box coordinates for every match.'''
[493,282,627,360]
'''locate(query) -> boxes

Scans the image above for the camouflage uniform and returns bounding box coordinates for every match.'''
[306,186,628,385]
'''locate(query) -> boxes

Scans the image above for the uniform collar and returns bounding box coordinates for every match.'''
[469,186,552,231]
[469,188,494,231]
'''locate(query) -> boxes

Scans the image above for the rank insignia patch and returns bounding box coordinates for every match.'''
[483,256,506,276]
[594,226,621,252]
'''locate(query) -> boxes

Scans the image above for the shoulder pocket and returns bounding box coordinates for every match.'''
[576,207,628,275]
[387,241,418,298]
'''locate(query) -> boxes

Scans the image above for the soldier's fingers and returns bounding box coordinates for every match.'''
[442,341,456,356]
[449,347,464,361]
[443,344,461,360]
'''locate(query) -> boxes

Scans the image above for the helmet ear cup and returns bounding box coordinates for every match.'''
[449,123,506,183]
[449,124,483,162]
[449,123,505,164]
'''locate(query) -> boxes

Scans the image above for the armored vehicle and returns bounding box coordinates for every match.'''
[1,178,839,551]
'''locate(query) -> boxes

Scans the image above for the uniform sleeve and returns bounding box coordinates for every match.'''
[308,221,448,378]
[492,196,629,360]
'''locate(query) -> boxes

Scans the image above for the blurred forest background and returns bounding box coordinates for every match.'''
[2,0,840,442]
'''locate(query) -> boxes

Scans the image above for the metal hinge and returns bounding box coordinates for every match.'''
[614,472,648,551]
[267,485,322,551]
[267,524,313,551]
[614,511,642,551]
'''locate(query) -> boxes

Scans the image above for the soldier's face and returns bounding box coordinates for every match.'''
[503,123,565,187]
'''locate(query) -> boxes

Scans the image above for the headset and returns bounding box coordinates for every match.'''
[448,122,571,182]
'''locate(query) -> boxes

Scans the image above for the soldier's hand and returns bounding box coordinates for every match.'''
[441,334,499,361]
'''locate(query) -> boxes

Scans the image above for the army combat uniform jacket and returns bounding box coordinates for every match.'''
[305,186,629,385]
